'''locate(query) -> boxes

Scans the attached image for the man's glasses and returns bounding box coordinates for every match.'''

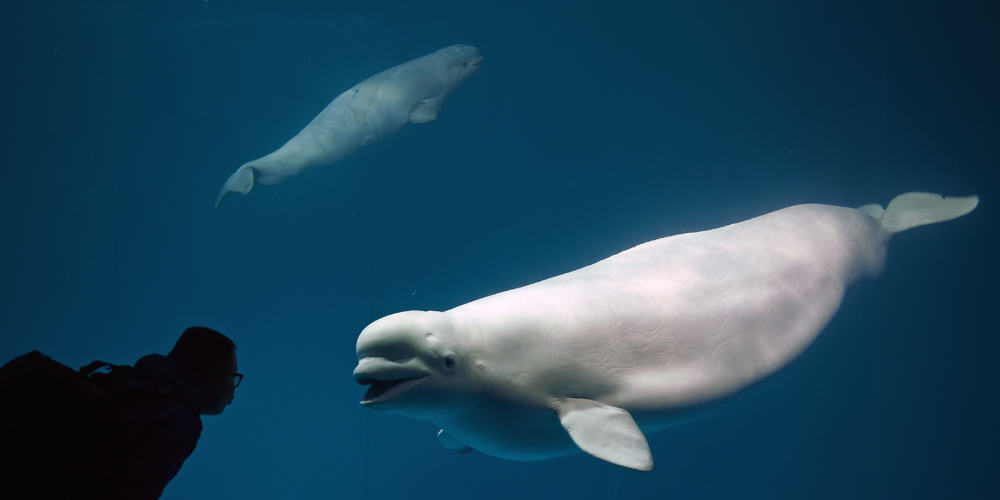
[222,371,244,387]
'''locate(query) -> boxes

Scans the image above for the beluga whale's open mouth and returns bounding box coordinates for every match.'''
[357,375,426,403]
[353,357,430,405]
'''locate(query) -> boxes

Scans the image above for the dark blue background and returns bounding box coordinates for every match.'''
[1,1,997,498]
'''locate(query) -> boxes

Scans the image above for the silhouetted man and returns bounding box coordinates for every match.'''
[112,326,242,499]
[0,326,242,500]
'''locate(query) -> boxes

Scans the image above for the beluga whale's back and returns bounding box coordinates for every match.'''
[353,192,978,471]
[214,44,483,210]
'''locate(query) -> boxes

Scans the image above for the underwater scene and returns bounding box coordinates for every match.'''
[1,0,997,498]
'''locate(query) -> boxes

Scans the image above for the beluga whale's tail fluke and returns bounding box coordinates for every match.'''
[214,164,255,212]
[858,192,979,233]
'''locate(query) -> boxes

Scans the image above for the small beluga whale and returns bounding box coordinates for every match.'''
[214,44,483,210]
[353,192,978,471]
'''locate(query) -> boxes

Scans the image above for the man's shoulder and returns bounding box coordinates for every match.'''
[124,354,204,415]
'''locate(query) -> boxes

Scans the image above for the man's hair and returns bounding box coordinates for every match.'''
[169,327,236,380]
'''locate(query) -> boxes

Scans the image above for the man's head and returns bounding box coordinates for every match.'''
[169,326,240,415]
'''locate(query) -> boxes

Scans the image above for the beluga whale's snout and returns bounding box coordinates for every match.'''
[353,357,429,406]
[353,310,462,413]
[457,44,484,67]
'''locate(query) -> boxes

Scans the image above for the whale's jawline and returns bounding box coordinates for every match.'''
[361,376,423,402]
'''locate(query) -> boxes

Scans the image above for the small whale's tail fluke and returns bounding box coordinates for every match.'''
[214,164,256,212]
[858,192,979,233]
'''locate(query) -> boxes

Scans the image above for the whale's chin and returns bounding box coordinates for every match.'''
[359,376,427,405]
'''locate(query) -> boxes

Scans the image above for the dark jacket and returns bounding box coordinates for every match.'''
[112,353,205,500]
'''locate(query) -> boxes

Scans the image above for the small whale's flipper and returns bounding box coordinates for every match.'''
[214,164,256,212]
[409,96,444,124]
[437,429,474,454]
[861,192,979,233]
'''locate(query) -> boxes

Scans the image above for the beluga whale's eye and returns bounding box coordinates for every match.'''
[463,61,468,68]
[444,356,456,369]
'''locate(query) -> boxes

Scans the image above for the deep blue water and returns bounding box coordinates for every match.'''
[1,1,997,498]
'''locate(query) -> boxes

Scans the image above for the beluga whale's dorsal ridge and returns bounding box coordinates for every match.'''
[214,44,483,211]
[353,192,978,470]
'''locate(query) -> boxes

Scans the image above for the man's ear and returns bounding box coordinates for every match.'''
[205,369,218,391]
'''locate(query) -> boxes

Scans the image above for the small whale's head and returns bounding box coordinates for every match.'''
[435,44,484,84]
[354,310,472,419]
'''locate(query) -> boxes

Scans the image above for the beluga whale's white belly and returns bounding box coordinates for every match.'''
[214,44,483,210]
[352,192,978,471]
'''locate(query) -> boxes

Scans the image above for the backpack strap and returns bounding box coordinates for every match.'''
[82,360,201,415]
[80,360,120,377]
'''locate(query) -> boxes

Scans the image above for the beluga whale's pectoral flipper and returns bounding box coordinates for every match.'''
[214,44,483,211]
[557,398,653,471]
[437,430,474,454]
[409,97,445,124]
[354,191,977,470]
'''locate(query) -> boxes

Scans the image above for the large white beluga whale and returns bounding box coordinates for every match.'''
[214,44,483,210]
[353,192,978,471]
